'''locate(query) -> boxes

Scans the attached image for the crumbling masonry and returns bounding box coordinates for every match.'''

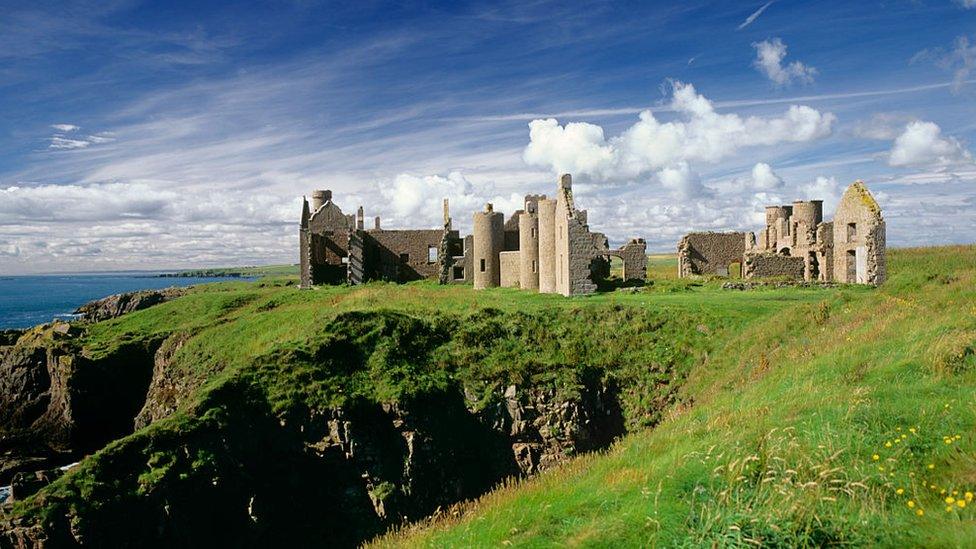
[470,174,646,297]
[676,180,886,285]
[300,191,464,288]
[299,174,647,295]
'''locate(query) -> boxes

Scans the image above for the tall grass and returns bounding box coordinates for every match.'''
[374,245,976,547]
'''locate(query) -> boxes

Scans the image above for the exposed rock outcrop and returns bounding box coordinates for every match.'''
[73,288,186,322]
[0,322,159,482]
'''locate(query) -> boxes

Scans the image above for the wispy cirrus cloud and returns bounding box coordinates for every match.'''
[47,125,114,150]
[737,1,775,30]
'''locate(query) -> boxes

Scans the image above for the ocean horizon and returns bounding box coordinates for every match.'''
[0,272,252,330]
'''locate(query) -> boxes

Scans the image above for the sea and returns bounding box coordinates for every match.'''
[0,272,251,330]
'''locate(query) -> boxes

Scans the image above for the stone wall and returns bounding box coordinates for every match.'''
[677,232,747,277]
[611,238,647,282]
[361,230,451,282]
[832,181,886,285]
[499,251,521,288]
[743,252,806,280]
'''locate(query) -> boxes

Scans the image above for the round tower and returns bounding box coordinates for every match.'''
[518,211,540,290]
[537,198,557,293]
[473,203,504,289]
[791,200,823,227]
[311,190,331,211]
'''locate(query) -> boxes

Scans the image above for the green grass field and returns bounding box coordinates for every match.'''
[9,246,975,547]
[373,245,976,547]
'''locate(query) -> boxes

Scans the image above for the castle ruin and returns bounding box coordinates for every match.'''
[299,190,465,288]
[470,175,647,296]
[677,180,886,285]
[299,174,647,294]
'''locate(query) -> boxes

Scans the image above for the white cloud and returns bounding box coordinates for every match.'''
[746,162,784,190]
[379,171,523,229]
[737,1,775,30]
[913,35,975,92]
[522,81,834,182]
[852,113,915,140]
[48,126,115,150]
[752,38,817,86]
[956,0,975,8]
[888,121,973,167]
[800,175,843,210]
[49,136,94,150]
[657,162,707,198]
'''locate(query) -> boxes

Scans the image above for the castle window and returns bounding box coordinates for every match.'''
[532,260,537,273]
[531,227,537,238]
[480,259,486,272]
[427,246,437,263]
[400,253,410,264]
[847,223,857,243]
[453,266,464,280]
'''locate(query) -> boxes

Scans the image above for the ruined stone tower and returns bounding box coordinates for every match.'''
[537,197,557,293]
[473,203,504,289]
[518,195,544,291]
[832,181,886,285]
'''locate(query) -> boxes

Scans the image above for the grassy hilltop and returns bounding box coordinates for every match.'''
[3,245,974,547]
[377,245,976,547]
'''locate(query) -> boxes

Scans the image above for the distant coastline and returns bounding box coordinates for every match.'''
[153,264,299,278]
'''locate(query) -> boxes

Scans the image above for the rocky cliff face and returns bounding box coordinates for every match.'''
[0,361,627,548]
[0,304,686,548]
[0,322,158,485]
[73,288,186,323]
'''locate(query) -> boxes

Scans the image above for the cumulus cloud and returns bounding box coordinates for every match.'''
[379,171,523,228]
[50,124,79,132]
[745,162,784,190]
[888,121,973,167]
[752,38,817,86]
[657,162,707,198]
[522,81,835,184]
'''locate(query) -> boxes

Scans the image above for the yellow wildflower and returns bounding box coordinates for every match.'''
[917,509,925,516]
[879,466,885,472]
[947,506,954,512]
[966,492,973,501]
[946,496,955,504]
[908,500,916,508]
[958,500,967,508]
[953,490,959,496]
[928,464,935,469]
[896,488,905,495]
[885,441,892,448]
[872,454,880,461]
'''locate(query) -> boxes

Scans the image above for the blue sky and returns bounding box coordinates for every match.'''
[1,0,974,273]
